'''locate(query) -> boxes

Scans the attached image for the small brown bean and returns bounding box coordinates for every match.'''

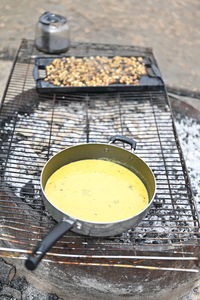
[45,56,146,87]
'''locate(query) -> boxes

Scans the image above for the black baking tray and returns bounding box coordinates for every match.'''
[33,56,164,94]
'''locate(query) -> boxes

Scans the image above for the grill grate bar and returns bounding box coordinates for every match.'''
[0,40,199,265]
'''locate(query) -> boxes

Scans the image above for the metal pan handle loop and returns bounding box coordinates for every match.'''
[109,135,137,151]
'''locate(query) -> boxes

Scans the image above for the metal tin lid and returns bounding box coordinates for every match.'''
[39,12,67,25]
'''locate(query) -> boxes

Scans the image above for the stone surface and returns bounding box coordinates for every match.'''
[0,259,15,284]
[0,258,62,299]
[0,285,21,300]
[180,284,200,300]
[22,286,51,300]
[10,276,28,292]
[169,94,200,113]
[47,294,59,300]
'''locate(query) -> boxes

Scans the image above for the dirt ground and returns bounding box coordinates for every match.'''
[0,0,200,95]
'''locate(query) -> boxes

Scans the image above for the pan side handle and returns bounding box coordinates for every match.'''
[109,135,137,151]
[25,219,75,271]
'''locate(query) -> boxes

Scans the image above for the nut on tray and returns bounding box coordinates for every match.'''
[34,55,163,93]
[44,56,147,87]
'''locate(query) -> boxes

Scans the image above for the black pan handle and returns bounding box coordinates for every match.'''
[109,135,137,151]
[25,219,75,271]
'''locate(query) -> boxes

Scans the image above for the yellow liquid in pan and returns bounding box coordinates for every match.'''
[44,159,149,223]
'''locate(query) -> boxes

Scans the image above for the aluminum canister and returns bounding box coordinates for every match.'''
[35,11,70,53]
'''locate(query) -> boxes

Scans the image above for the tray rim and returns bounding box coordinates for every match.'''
[34,55,163,94]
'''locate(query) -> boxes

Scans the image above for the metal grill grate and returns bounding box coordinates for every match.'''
[0,40,199,272]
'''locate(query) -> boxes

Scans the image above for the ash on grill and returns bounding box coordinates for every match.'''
[0,41,199,284]
[1,91,197,245]
[175,115,200,212]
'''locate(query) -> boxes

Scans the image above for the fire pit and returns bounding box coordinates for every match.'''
[0,40,199,299]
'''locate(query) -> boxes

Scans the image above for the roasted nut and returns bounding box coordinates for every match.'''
[45,56,146,87]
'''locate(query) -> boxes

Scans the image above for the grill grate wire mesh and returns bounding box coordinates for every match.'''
[0,40,199,271]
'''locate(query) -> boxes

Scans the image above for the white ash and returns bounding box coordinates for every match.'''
[1,96,197,245]
[174,115,200,213]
